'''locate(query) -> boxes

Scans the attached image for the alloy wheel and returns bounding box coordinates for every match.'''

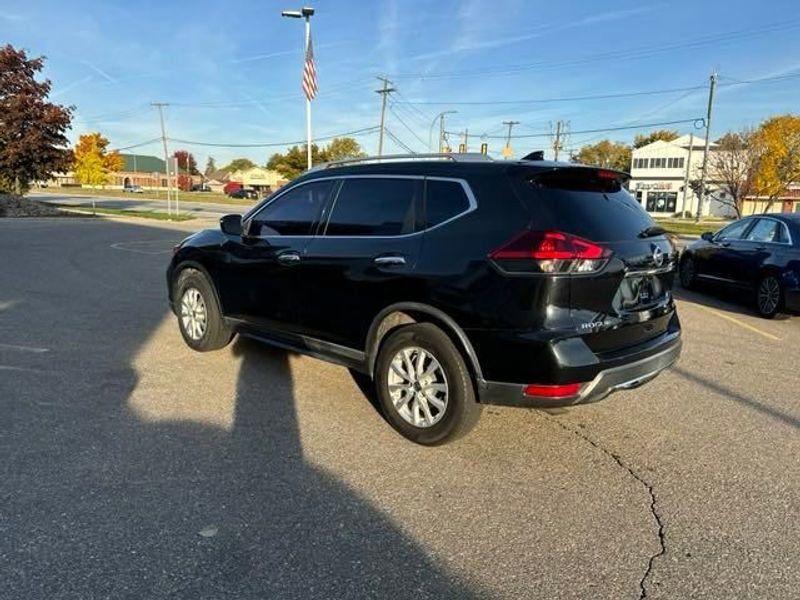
[180,287,207,340]
[387,346,449,428]
[757,277,780,315]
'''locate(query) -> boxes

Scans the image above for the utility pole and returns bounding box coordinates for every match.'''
[502,120,519,159]
[429,111,457,153]
[375,76,396,156]
[696,71,717,222]
[152,102,172,217]
[552,120,564,161]
[681,133,695,217]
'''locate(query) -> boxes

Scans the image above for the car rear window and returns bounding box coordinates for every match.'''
[514,168,655,242]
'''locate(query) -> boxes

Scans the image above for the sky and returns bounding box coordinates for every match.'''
[3,0,800,167]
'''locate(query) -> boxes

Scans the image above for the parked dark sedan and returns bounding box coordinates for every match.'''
[679,214,800,318]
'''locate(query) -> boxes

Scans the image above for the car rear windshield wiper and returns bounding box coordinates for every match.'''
[638,225,666,238]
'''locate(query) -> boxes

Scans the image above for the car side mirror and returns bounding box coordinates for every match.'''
[701,231,714,242]
[220,214,243,236]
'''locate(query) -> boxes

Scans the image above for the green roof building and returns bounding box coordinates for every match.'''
[120,154,166,173]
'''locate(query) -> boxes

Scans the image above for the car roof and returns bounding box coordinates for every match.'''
[296,158,626,182]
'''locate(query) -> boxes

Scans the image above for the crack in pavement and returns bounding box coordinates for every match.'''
[544,415,666,599]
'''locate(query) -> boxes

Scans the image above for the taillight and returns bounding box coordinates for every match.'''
[489,230,610,274]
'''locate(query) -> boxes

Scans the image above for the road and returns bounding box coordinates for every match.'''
[1,217,798,599]
[30,191,249,218]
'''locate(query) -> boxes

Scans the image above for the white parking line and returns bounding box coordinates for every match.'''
[0,343,50,353]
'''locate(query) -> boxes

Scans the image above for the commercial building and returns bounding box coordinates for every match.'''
[629,134,735,217]
[112,154,168,189]
[227,167,287,194]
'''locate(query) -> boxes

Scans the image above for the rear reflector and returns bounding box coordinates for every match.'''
[489,230,610,274]
[523,383,582,398]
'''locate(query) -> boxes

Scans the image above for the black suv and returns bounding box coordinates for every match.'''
[167,155,681,444]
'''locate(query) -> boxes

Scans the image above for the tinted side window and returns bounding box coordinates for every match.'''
[716,219,752,241]
[252,180,333,236]
[745,219,780,243]
[325,178,420,236]
[426,179,471,227]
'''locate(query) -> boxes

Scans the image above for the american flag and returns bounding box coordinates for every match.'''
[302,34,318,101]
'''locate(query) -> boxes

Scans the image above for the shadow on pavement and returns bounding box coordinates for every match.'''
[672,366,799,431]
[673,285,793,321]
[0,218,478,599]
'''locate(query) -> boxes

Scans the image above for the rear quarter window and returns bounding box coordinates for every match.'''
[425,179,471,228]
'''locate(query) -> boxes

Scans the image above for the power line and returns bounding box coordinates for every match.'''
[111,137,162,152]
[167,126,380,148]
[392,84,707,106]
[388,104,428,149]
[383,128,415,153]
[447,117,705,139]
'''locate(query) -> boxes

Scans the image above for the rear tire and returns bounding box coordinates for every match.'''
[375,323,482,445]
[755,274,782,319]
[174,268,233,351]
[679,255,696,289]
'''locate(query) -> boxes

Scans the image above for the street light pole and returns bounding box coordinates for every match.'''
[429,110,457,153]
[282,6,315,170]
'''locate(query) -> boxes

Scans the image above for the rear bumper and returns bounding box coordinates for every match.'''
[478,334,681,408]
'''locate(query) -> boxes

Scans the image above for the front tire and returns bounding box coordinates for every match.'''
[755,274,782,319]
[174,268,233,351]
[375,323,482,445]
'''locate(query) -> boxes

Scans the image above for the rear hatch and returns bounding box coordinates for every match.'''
[510,166,677,354]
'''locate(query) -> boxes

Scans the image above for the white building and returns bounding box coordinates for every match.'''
[629,134,736,218]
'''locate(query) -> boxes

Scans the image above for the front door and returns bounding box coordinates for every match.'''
[217,179,335,333]
[297,176,424,349]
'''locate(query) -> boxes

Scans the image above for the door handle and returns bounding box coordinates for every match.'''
[277,251,301,264]
[374,255,406,266]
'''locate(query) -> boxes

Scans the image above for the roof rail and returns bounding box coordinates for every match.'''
[314,152,494,170]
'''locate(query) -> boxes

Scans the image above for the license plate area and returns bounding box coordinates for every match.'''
[620,275,666,310]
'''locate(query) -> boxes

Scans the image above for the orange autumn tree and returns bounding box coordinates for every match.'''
[73,132,124,188]
[751,115,800,212]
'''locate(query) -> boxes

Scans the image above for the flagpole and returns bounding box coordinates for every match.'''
[305,14,312,170]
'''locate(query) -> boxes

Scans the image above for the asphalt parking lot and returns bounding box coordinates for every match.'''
[1,217,798,599]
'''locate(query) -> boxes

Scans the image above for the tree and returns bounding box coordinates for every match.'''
[172,150,198,175]
[0,44,73,195]
[221,158,256,173]
[267,137,364,179]
[571,139,631,171]
[73,132,124,188]
[633,129,679,149]
[751,114,800,212]
[322,137,366,162]
[708,129,760,218]
[204,156,216,177]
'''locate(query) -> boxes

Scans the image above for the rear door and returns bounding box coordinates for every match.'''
[735,217,791,286]
[296,176,424,348]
